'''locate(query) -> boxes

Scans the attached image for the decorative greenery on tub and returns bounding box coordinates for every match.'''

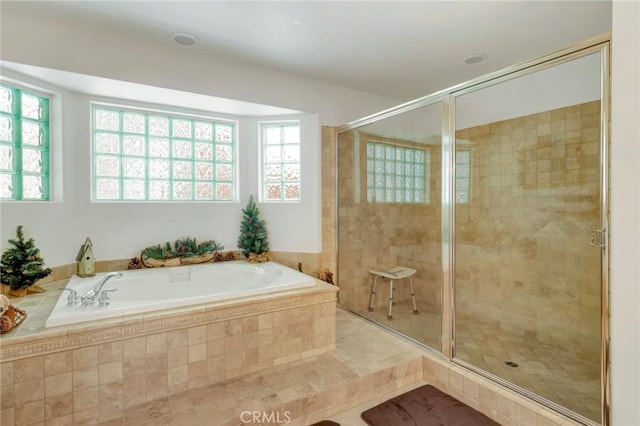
[237,195,270,262]
[139,237,224,267]
[141,237,224,260]
[0,225,52,291]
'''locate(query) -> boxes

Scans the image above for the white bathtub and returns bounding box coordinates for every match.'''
[45,261,316,328]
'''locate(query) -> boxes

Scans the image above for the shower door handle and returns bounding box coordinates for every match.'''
[590,228,606,248]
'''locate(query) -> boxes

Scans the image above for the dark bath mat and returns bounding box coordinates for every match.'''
[361,385,499,426]
[308,421,340,426]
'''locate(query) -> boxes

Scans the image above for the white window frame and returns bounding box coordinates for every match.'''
[0,81,53,201]
[91,102,238,202]
[258,120,301,203]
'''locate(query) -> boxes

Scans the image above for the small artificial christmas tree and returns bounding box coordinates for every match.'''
[1,225,52,291]
[237,195,270,260]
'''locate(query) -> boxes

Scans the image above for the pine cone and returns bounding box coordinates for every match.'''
[127,257,143,270]
[0,315,14,333]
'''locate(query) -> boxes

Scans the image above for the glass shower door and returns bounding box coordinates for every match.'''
[337,101,443,350]
[453,50,605,423]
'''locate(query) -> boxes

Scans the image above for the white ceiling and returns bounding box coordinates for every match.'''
[0,61,300,117]
[18,0,612,102]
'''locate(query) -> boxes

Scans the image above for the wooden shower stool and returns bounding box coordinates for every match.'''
[368,266,418,320]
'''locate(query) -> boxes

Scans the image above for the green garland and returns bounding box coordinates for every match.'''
[141,237,223,260]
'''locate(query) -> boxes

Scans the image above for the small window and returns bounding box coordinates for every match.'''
[0,83,50,201]
[455,151,471,203]
[92,105,236,201]
[260,121,301,201]
[366,142,429,203]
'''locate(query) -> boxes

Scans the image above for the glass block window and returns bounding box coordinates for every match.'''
[0,84,50,200]
[92,105,235,201]
[260,122,301,201]
[455,151,471,203]
[366,142,428,203]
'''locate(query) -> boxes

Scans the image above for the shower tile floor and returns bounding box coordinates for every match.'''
[360,299,601,423]
[361,300,442,350]
[455,316,601,423]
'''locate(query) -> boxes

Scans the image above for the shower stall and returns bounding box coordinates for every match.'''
[335,38,609,425]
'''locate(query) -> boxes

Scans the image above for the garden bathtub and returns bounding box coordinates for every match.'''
[46,261,315,328]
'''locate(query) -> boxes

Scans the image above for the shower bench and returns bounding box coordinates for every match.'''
[368,266,418,320]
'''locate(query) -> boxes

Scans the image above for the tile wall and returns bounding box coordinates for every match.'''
[455,100,602,357]
[335,130,442,316]
[330,101,601,357]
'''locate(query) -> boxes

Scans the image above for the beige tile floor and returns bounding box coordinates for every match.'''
[356,298,600,423]
[4,288,597,425]
[99,307,427,426]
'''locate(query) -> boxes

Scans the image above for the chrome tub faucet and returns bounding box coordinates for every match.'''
[80,272,122,306]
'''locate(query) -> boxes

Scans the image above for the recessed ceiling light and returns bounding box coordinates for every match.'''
[464,54,486,65]
[173,32,198,46]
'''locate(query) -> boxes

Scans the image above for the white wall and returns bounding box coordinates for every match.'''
[0,5,399,267]
[0,72,322,266]
[610,1,640,425]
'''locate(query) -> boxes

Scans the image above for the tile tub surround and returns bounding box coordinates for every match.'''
[0,273,337,425]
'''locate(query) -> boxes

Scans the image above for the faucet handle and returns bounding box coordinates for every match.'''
[98,289,117,307]
[59,288,80,306]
